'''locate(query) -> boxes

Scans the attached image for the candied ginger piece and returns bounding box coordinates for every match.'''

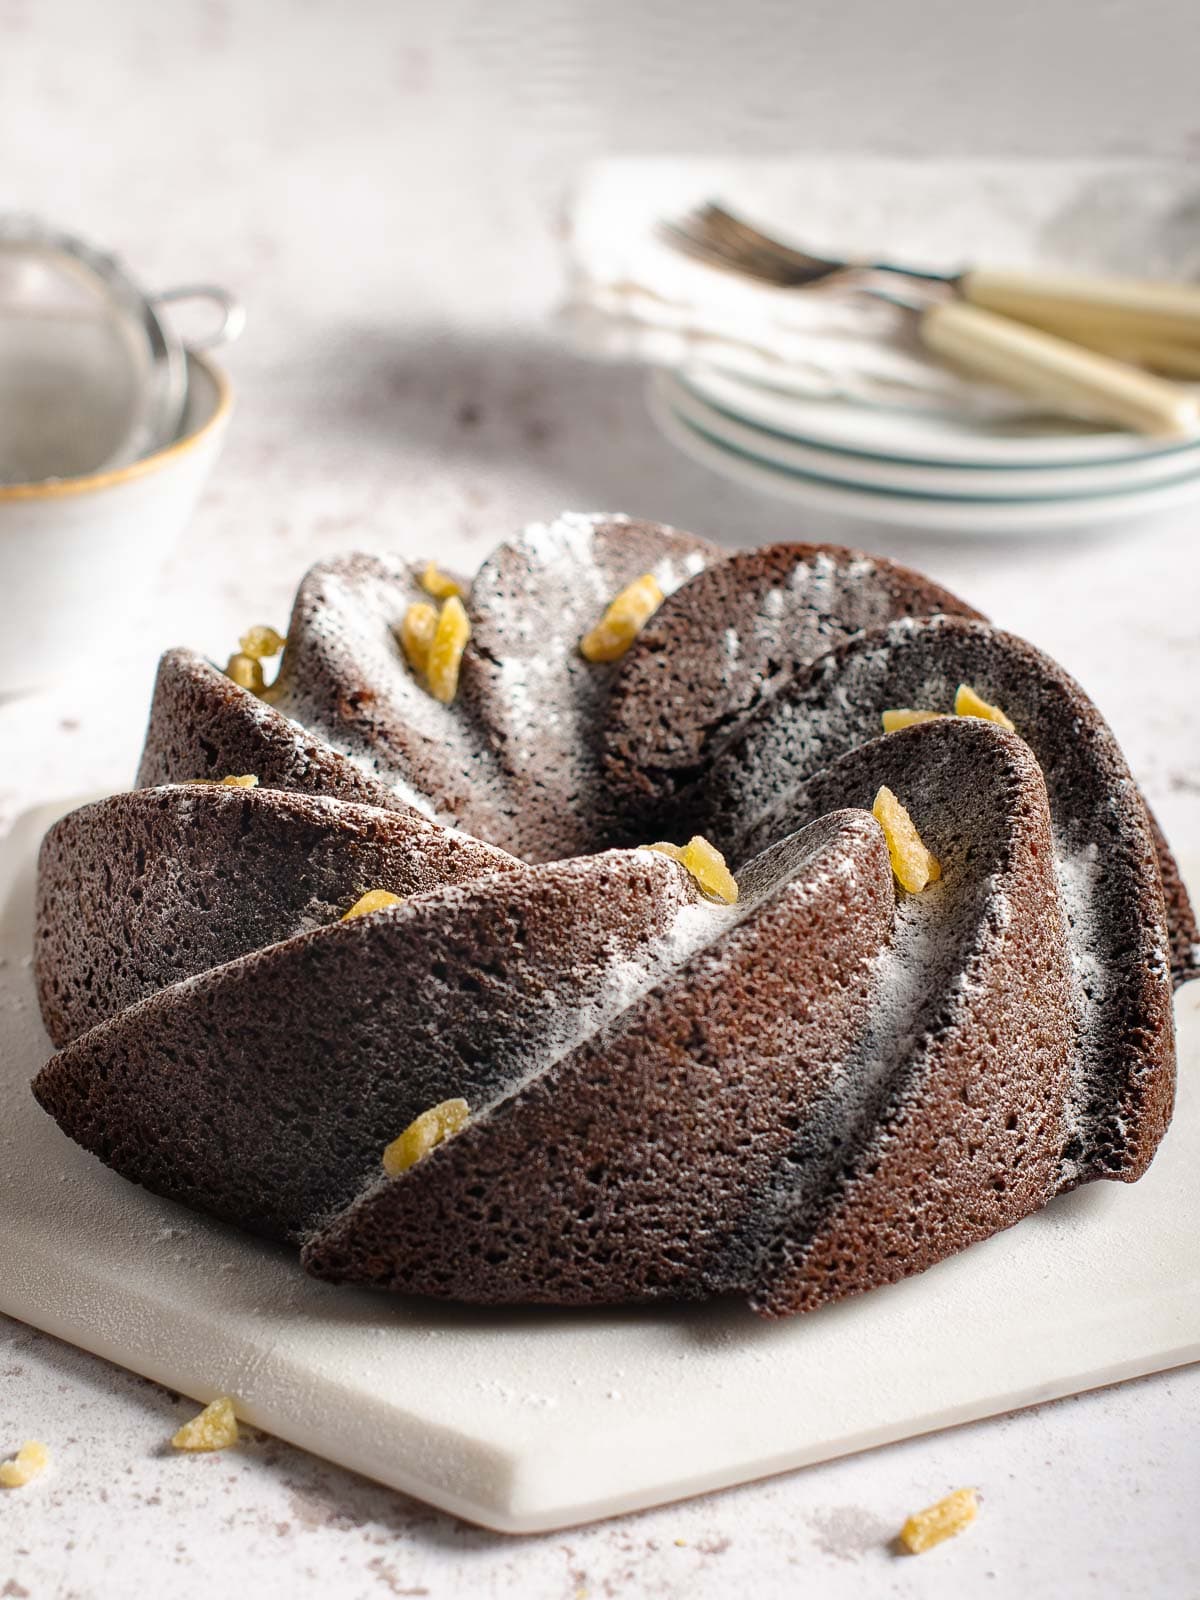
[171,1396,239,1453]
[642,841,685,861]
[341,888,405,921]
[383,1098,470,1176]
[580,574,664,663]
[225,652,265,694]
[421,562,463,600]
[680,836,739,904]
[881,708,944,734]
[898,1487,978,1554]
[0,1439,49,1488]
[955,683,1014,731]
[873,786,942,894]
[238,624,286,661]
[426,596,471,704]
[641,835,739,904]
[398,601,438,674]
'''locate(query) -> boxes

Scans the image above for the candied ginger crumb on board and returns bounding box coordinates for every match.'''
[881,707,945,733]
[398,601,438,674]
[580,573,664,662]
[341,888,405,921]
[898,1487,979,1554]
[873,786,942,894]
[955,683,1015,730]
[238,624,286,661]
[421,562,462,600]
[426,596,471,704]
[0,1440,50,1488]
[171,1396,239,1452]
[642,836,739,904]
[383,1098,470,1176]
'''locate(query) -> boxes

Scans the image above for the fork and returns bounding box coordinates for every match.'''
[663,204,1200,343]
[660,204,1200,437]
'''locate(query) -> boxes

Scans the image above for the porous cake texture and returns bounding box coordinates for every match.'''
[31,513,1194,1317]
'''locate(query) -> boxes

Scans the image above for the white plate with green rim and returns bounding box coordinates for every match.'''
[649,376,1200,537]
[680,364,1200,471]
[660,373,1200,499]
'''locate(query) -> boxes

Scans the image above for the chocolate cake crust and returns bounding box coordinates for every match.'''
[35,785,517,1046]
[31,519,1194,1318]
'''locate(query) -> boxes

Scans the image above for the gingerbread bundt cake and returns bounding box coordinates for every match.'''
[31,514,1196,1316]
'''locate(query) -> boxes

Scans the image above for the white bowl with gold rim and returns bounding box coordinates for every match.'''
[0,350,231,697]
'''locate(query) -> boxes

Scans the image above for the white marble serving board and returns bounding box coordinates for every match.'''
[2,797,1197,1534]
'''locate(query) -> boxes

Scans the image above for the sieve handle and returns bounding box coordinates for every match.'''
[153,284,246,350]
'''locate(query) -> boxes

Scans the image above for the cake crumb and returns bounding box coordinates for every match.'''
[171,1396,239,1452]
[873,787,941,894]
[341,888,405,921]
[383,1098,470,1176]
[0,1439,50,1488]
[898,1487,978,1553]
[955,684,1014,731]
[580,573,663,662]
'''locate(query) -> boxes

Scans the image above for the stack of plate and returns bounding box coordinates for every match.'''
[649,366,1200,537]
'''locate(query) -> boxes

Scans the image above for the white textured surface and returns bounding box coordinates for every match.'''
[3,0,1200,1592]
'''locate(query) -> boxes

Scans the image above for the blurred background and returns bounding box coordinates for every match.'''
[1,0,1197,818]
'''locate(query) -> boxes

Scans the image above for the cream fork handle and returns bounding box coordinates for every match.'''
[961,269,1200,344]
[919,301,1200,438]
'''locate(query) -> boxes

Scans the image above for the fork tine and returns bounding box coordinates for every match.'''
[671,203,844,284]
[692,203,844,282]
[664,210,810,282]
[690,208,809,281]
[655,220,799,286]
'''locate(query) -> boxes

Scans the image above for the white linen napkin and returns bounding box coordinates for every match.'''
[562,157,1200,418]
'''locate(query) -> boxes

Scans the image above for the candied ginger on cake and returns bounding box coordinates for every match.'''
[396,594,471,703]
[580,573,664,662]
[341,888,406,921]
[872,786,941,894]
[224,652,265,694]
[881,707,944,733]
[420,562,462,600]
[239,625,286,661]
[426,596,471,704]
[955,683,1014,730]
[397,601,438,674]
[642,835,739,904]
[383,1099,470,1176]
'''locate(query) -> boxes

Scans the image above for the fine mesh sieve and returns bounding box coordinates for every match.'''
[0,216,241,485]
